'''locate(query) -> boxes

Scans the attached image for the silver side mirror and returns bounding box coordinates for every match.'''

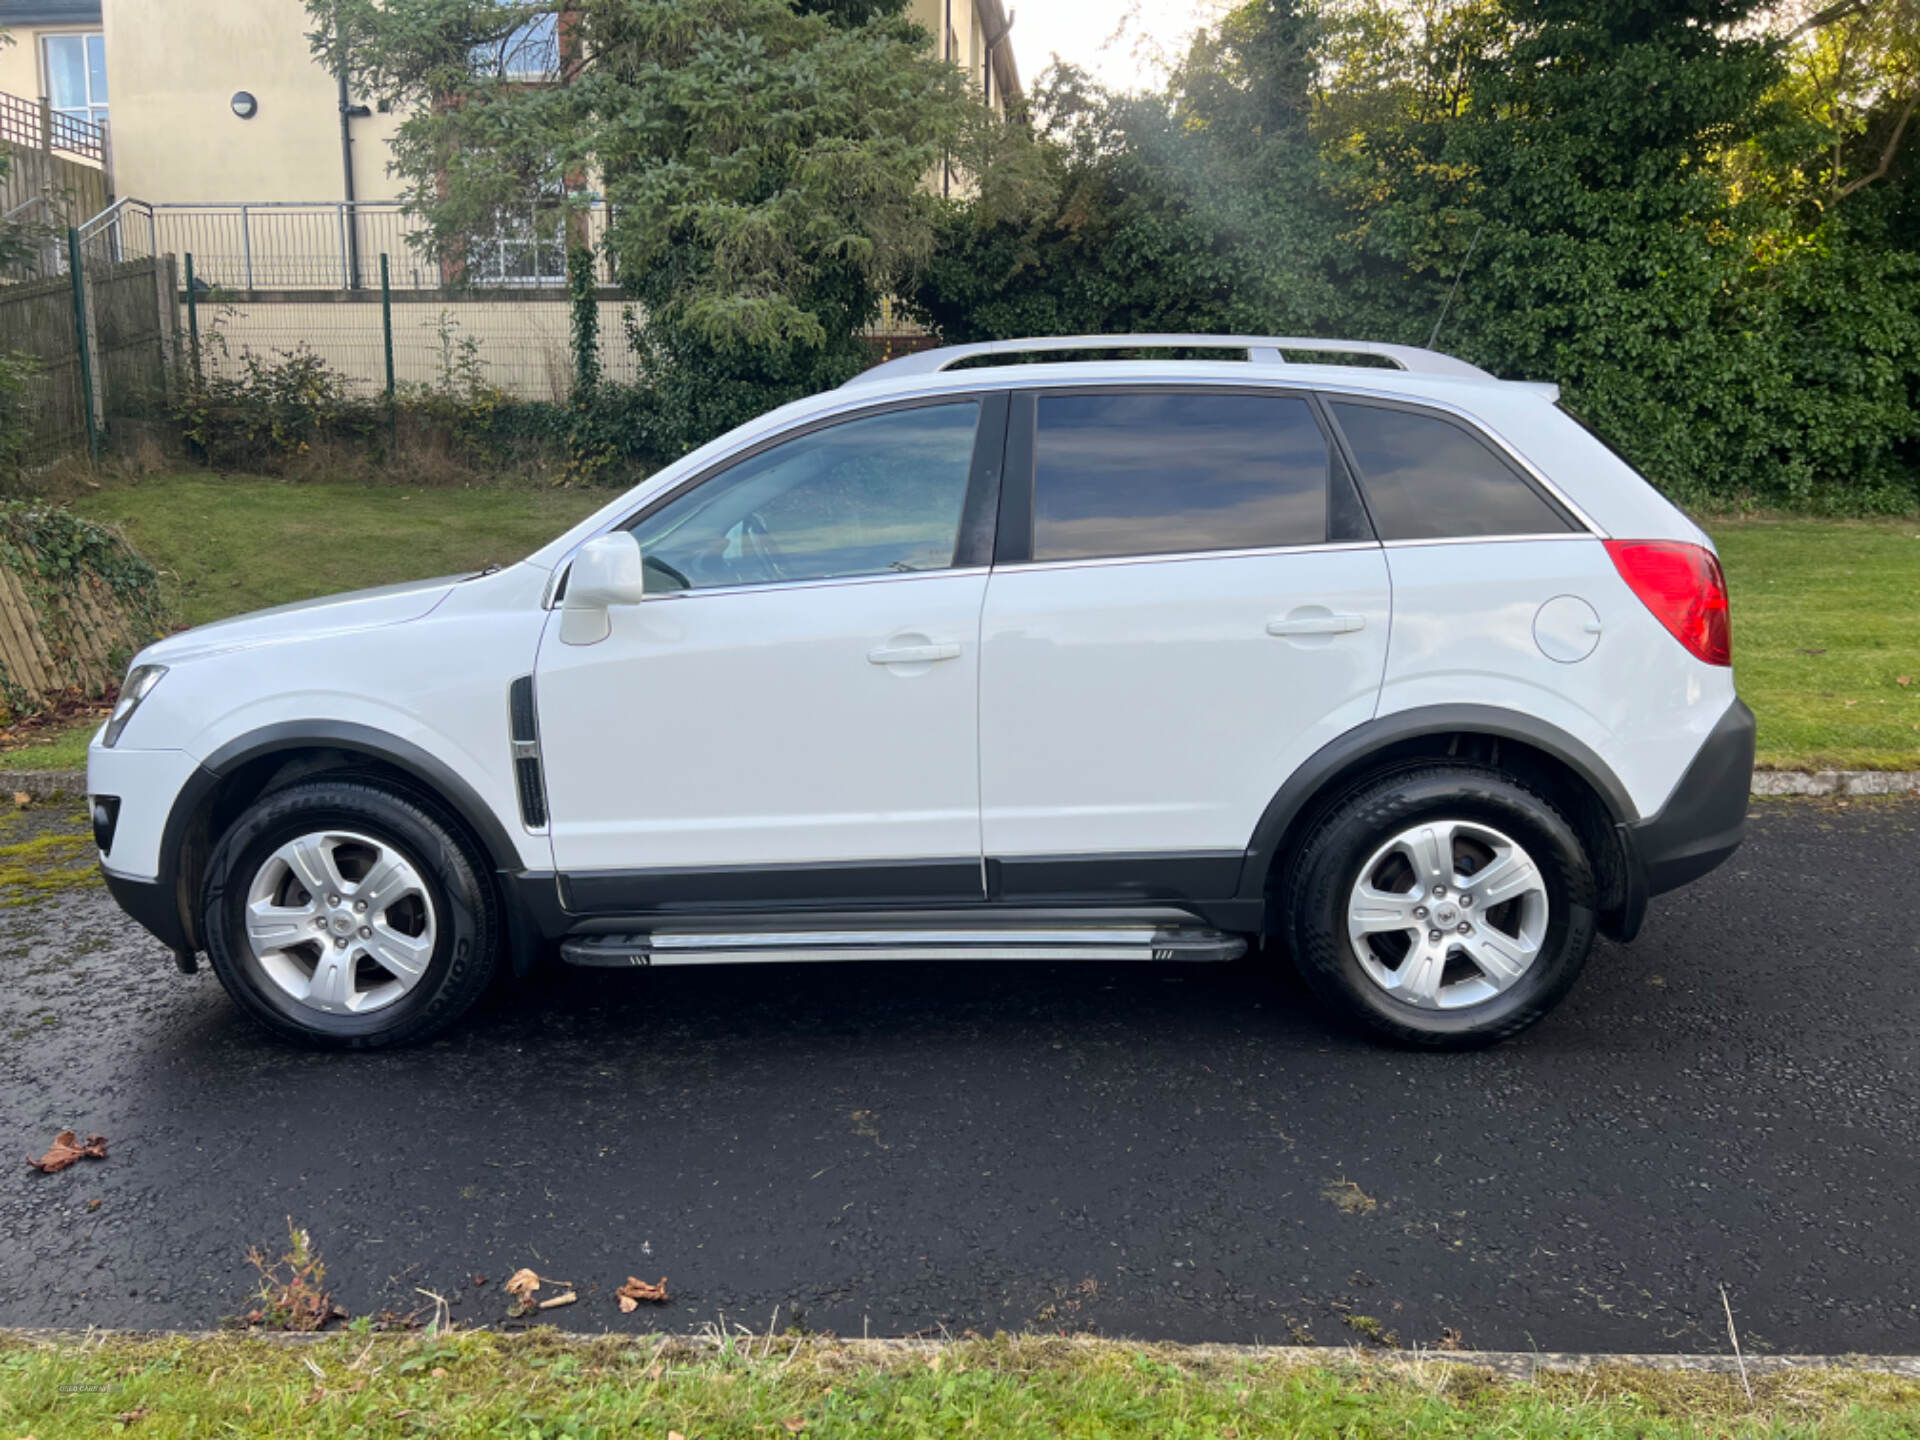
[560,532,647,646]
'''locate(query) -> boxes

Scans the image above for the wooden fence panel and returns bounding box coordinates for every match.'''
[0,509,169,716]
[89,256,167,421]
[0,270,89,462]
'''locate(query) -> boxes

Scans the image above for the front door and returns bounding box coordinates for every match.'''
[979,387,1392,895]
[536,397,1001,907]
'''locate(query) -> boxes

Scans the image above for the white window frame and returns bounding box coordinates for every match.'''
[470,204,568,287]
[41,31,107,130]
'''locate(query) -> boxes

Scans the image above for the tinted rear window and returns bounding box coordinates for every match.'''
[1032,392,1329,562]
[1330,401,1574,541]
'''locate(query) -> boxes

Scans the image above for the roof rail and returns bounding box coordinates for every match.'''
[846,334,1493,388]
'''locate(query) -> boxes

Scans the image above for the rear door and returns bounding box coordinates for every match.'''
[977,386,1392,900]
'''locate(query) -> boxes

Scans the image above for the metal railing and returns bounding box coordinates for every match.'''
[0,89,108,164]
[77,197,156,257]
[152,200,619,292]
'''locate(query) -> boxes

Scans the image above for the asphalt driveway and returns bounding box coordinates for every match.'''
[2,796,1916,1353]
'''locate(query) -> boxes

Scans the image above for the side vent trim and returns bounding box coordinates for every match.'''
[508,675,548,830]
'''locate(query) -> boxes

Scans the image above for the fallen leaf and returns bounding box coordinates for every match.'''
[1898,676,1913,687]
[504,1268,541,1302]
[27,1130,107,1174]
[784,1418,808,1433]
[1796,647,1827,656]
[114,1409,149,1424]
[11,791,28,807]
[617,1276,669,1307]
[669,1432,687,1440]
[471,1274,488,1287]
[1323,1178,1377,1215]
[537,1290,577,1309]
[430,1367,447,1379]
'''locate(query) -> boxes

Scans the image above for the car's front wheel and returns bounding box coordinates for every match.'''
[1282,764,1597,1047]
[201,777,501,1048]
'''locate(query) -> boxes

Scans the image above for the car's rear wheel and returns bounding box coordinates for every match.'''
[202,777,501,1048]
[1282,764,1596,1047]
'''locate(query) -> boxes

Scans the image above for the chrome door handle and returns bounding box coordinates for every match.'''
[1266,614,1365,636]
[868,642,962,665]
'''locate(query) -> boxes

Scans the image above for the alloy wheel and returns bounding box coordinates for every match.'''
[242,829,437,1016]
[1344,818,1549,1010]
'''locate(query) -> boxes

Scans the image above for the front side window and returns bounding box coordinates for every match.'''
[1330,401,1575,541]
[44,34,107,130]
[1031,391,1330,562]
[631,402,982,593]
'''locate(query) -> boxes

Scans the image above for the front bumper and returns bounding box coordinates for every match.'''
[90,742,206,960]
[101,867,193,953]
[1605,698,1755,940]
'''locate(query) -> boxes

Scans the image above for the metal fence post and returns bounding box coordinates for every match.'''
[67,228,100,464]
[184,251,202,387]
[380,252,397,450]
[239,204,253,290]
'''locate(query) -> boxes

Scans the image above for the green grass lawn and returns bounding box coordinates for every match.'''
[70,471,609,629]
[0,719,95,771]
[0,474,1911,775]
[0,472,608,771]
[3,1331,1918,1440]
[1708,516,1920,770]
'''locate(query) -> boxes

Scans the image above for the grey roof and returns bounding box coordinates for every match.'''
[0,0,101,24]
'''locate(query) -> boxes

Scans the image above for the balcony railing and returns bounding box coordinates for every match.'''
[0,89,108,165]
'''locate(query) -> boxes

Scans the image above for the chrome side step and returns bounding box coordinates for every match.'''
[560,924,1247,968]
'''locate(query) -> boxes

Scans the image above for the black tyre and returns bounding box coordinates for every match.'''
[202,777,502,1049]
[1282,764,1596,1048]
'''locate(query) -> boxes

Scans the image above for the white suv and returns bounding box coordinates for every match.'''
[89,335,1753,1049]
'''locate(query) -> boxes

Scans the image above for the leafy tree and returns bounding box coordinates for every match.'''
[1762,0,1919,205]
[922,0,1920,510]
[307,0,1033,451]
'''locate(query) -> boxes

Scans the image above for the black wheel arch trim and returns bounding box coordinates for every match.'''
[1234,702,1640,903]
[195,721,526,874]
[135,721,532,958]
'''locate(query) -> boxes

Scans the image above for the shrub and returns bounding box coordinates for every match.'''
[175,345,379,471]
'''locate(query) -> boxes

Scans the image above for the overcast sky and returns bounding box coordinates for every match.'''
[1006,0,1232,94]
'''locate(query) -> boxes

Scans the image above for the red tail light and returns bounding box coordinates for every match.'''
[1605,540,1731,666]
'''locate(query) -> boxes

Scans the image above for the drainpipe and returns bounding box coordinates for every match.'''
[337,46,362,289]
[942,0,952,197]
[982,3,1015,112]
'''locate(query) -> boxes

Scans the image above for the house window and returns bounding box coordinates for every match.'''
[473,206,567,286]
[474,12,561,81]
[43,33,107,130]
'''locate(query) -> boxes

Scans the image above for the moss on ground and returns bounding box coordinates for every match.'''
[0,806,98,905]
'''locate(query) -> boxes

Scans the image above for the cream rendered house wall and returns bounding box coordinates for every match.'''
[101,0,402,204]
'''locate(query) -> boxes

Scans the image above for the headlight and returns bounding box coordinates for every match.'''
[103,664,167,748]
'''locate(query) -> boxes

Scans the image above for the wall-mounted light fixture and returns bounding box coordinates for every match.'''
[231,91,259,119]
